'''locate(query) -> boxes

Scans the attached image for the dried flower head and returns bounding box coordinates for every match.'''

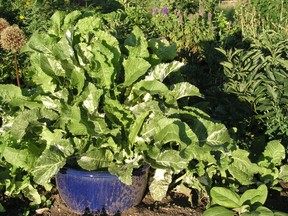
[0,24,26,52]
[0,18,9,34]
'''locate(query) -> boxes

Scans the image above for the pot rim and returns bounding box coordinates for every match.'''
[58,164,149,178]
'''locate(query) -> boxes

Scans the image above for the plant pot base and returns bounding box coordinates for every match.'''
[56,165,149,215]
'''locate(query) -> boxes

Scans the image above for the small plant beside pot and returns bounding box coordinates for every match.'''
[0,10,231,214]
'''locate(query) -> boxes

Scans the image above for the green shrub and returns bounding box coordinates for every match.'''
[219,30,288,139]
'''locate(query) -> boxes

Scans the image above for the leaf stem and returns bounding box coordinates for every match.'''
[14,52,20,88]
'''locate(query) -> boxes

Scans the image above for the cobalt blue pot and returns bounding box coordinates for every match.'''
[56,165,149,215]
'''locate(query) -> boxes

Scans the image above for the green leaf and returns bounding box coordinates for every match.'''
[168,82,203,103]
[149,169,173,201]
[48,11,66,36]
[147,61,184,82]
[128,111,150,146]
[124,26,149,58]
[77,148,114,170]
[148,38,177,61]
[240,184,268,207]
[10,109,40,140]
[108,163,134,185]
[210,187,241,209]
[79,83,103,113]
[70,68,85,94]
[39,54,66,78]
[148,149,187,172]
[133,80,169,97]
[253,206,274,216]
[123,56,151,86]
[32,146,66,186]
[259,140,285,166]
[203,206,235,216]
[20,184,41,205]
[3,148,34,170]
[154,118,193,148]
[0,203,5,213]
[273,211,288,216]
[62,10,82,32]
[40,128,74,157]
[279,165,288,181]
[75,16,103,36]
[0,84,25,106]
[228,149,258,185]
[21,32,55,53]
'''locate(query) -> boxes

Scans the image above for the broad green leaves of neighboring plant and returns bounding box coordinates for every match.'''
[204,185,269,216]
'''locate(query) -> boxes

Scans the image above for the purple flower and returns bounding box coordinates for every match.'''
[162,7,169,15]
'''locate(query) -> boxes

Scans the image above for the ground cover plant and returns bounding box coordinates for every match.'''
[1,0,288,215]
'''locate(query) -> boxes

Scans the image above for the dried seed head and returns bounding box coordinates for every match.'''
[0,24,26,52]
[0,18,9,34]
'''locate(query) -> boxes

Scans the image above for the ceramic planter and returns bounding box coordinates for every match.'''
[56,165,149,215]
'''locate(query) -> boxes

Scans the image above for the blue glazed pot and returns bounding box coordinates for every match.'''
[56,165,149,215]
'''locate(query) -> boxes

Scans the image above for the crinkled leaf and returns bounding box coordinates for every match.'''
[10,109,40,140]
[39,54,66,78]
[210,187,241,208]
[186,114,232,149]
[229,149,258,185]
[279,165,288,181]
[149,169,173,201]
[0,85,39,108]
[48,11,66,36]
[124,26,149,58]
[104,96,133,128]
[128,111,150,146]
[108,163,134,185]
[21,184,41,205]
[259,140,285,167]
[32,146,66,186]
[133,80,169,97]
[60,104,97,136]
[62,10,82,32]
[77,148,114,170]
[168,82,203,103]
[148,148,187,172]
[75,16,103,36]
[90,52,114,88]
[3,148,35,170]
[40,128,74,157]
[148,38,177,61]
[80,83,103,113]
[154,118,193,148]
[89,32,120,88]
[21,32,55,53]
[29,54,56,92]
[93,30,121,71]
[147,61,184,82]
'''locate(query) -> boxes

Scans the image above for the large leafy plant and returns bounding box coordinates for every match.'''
[0,10,208,202]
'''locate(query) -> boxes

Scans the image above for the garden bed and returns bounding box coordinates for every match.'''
[3,188,288,215]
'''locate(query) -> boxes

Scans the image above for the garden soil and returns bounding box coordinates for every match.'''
[47,190,205,216]
[40,187,288,216]
[2,186,288,215]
